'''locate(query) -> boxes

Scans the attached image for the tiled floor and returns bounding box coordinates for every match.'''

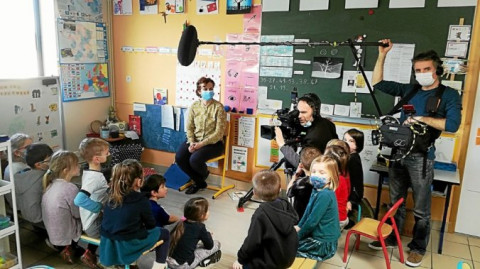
[9,172,480,268]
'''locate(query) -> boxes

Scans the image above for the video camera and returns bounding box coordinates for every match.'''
[260,88,305,145]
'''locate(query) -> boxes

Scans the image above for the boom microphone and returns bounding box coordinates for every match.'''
[177,25,390,66]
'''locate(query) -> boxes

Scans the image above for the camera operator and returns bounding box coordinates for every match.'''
[275,93,338,168]
[367,39,462,267]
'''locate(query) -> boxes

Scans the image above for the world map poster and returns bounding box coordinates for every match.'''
[60,63,109,101]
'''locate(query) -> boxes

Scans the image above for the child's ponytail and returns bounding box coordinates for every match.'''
[42,150,78,191]
[108,159,143,208]
[169,197,209,256]
[169,220,185,256]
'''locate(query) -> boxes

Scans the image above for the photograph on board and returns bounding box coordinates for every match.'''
[227,0,252,14]
[311,57,344,79]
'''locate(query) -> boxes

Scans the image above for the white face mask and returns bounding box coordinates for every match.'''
[415,72,435,87]
[302,120,312,128]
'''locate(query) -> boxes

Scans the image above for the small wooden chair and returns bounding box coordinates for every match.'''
[180,123,235,199]
[343,198,405,269]
[79,234,163,268]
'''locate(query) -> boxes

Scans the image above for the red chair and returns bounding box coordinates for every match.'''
[343,198,404,269]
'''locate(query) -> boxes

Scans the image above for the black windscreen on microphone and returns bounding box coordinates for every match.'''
[177,25,199,66]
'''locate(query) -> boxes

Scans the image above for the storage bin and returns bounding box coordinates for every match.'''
[0,253,17,268]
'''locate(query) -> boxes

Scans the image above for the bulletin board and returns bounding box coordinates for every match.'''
[259,0,474,117]
[134,104,186,152]
[222,113,256,182]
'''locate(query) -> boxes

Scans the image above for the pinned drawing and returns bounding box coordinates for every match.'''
[311,57,344,79]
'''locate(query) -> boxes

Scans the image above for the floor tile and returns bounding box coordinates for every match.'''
[346,251,404,269]
[468,236,480,247]
[470,245,480,262]
[322,247,348,267]
[315,262,344,269]
[431,237,472,260]
[432,253,473,269]
[431,229,469,245]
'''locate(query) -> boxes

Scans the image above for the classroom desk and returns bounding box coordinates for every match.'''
[369,162,460,254]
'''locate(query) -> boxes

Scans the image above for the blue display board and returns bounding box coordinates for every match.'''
[134,104,186,152]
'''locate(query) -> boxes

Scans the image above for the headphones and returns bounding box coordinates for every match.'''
[299,93,321,118]
[412,50,444,76]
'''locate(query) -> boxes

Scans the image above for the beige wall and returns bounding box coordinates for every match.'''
[62,98,111,151]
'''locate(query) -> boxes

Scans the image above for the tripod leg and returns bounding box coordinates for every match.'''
[237,187,254,209]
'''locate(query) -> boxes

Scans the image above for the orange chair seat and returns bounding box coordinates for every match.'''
[351,218,393,238]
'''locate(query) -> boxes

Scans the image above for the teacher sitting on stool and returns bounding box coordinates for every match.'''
[175,77,226,195]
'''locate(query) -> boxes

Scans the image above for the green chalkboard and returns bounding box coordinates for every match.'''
[260,0,474,117]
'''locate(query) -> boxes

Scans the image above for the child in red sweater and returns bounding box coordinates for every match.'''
[325,140,351,230]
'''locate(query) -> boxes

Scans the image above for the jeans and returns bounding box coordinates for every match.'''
[387,153,434,255]
[175,141,224,186]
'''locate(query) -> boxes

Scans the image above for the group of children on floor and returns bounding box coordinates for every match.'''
[3,127,364,269]
[3,134,221,269]
[232,128,365,268]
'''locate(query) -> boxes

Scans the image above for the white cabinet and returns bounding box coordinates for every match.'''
[0,141,22,268]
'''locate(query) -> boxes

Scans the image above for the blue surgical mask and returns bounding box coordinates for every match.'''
[201,90,214,101]
[310,175,328,189]
[302,120,312,128]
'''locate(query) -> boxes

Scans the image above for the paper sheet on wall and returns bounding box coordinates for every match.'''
[435,136,456,162]
[183,109,189,133]
[114,0,133,15]
[161,105,175,129]
[197,0,219,14]
[383,43,415,84]
[231,146,248,172]
[139,0,158,14]
[345,0,378,9]
[263,0,290,12]
[300,0,329,10]
[176,61,221,107]
[442,80,463,92]
[238,117,255,148]
[174,107,182,131]
[437,0,476,7]
[389,0,425,8]
[341,71,373,94]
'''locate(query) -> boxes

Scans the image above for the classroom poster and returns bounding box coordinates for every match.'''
[57,20,108,64]
[60,63,109,101]
[231,146,248,172]
[243,5,262,33]
[238,116,255,148]
[197,0,219,14]
[139,0,158,14]
[227,0,252,14]
[311,57,344,79]
[114,0,133,15]
[165,0,185,14]
[56,0,103,22]
[153,88,167,104]
[175,61,221,107]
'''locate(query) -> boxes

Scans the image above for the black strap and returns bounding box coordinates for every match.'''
[386,84,421,116]
[428,84,446,117]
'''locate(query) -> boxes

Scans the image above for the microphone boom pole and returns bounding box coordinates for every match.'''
[178,25,389,66]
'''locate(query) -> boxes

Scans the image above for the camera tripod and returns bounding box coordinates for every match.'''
[237,157,295,209]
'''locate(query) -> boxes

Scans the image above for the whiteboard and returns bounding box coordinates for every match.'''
[0,77,64,150]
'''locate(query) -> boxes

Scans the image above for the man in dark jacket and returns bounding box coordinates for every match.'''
[233,170,299,269]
